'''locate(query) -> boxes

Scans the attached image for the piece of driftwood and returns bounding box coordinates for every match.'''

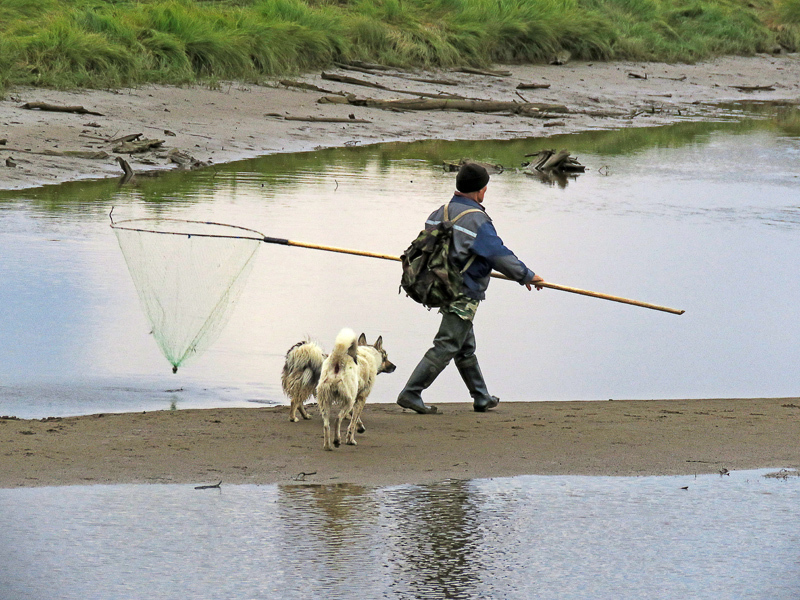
[194,481,222,490]
[627,72,648,80]
[341,60,392,71]
[266,113,372,124]
[454,67,512,77]
[443,159,504,174]
[321,73,467,100]
[1,147,109,159]
[656,75,687,81]
[168,148,209,170]
[113,138,164,154]
[280,80,342,95]
[109,133,142,144]
[517,83,551,90]
[19,102,104,116]
[322,72,389,89]
[523,150,584,188]
[730,84,775,92]
[524,149,585,173]
[116,156,134,184]
[319,95,569,115]
[41,149,110,159]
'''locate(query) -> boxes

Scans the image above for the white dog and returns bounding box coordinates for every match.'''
[281,340,326,423]
[315,329,396,451]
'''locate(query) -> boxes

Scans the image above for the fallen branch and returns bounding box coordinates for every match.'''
[194,480,222,490]
[20,102,104,116]
[730,84,776,92]
[319,95,569,115]
[516,83,551,90]
[116,156,134,184]
[321,73,467,99]
[266,113,371,123]
[279,80,342,95]
[656,75,687,82]
[454,67,511,77]
[113,138,164,154]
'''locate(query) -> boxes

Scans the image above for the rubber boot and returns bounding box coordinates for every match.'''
[455,355,499,412]
[396,356,444,414]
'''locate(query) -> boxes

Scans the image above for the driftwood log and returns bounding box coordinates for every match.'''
[280,80,343,95]
[318,95,568,115]
[20,102,104,116]
[115,156,134,184]
[517,83,551,90]
[112,138,164,154]
[730,84,776,92]
[454,67,512,77]
[525,149,585,173]
[321,73,466,100]
[265,113,371,124]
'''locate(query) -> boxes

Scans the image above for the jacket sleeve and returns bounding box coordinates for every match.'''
[468,221,535,284]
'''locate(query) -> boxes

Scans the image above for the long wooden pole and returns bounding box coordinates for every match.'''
[263,236,685,316]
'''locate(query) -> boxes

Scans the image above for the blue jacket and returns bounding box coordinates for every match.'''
[425,195,535,301]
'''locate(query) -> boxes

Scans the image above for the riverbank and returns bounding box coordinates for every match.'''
[2,398,799,488]
[2,54,799,191]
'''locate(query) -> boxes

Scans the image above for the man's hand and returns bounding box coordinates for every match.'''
[526,275,545,291]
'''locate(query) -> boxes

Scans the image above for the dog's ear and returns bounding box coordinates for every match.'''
[374,336,383,351]
[358,333,367,346]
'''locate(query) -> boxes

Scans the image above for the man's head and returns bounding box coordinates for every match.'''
[456,162,490,197]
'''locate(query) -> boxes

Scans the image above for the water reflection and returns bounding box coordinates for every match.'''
[384,480,482,599]
[0,470,797,600]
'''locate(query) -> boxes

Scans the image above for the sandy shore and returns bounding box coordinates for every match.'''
[1,398,799,488]
[2,54,799,190]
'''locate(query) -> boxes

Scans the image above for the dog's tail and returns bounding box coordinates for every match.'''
[328,328,359,373]
[282,340,325,392]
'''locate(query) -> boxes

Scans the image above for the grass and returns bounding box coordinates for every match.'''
[0,0,796,92]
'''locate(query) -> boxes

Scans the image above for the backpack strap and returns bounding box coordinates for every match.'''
[443,202,483,274]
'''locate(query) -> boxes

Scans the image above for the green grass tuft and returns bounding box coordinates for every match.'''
[0,0,795,91]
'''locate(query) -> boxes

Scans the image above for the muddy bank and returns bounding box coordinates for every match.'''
[1,54,798,190]
[1,398,799,488]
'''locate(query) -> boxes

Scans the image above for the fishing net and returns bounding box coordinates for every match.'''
[111,218,264,373]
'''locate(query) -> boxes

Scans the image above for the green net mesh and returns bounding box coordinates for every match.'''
[112,218,263,373]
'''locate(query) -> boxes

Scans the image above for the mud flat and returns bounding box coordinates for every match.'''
[1,398,798,488]
[1,54,798,190]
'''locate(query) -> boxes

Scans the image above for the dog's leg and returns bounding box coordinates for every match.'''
[298,401,312,420]
[346,395,368,445]
[333,404,348,448]
[289,396,301,423]
[320,401,333,451]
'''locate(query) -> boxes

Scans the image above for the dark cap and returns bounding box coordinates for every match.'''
[456,162,490,193]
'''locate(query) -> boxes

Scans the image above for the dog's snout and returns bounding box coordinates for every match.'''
[383,361,397,373]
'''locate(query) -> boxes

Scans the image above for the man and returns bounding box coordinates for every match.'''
[397,162,544,414]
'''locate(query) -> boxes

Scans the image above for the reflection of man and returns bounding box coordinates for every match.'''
[389,480,482,598]
[397,162,543,414]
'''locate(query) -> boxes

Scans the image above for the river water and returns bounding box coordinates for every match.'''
[1,107,799,418]
[1,469,798,600]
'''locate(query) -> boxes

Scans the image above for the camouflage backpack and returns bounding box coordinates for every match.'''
[399,203,481,308]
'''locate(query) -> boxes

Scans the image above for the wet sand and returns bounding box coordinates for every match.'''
[1,398,798,488]
[2,54,799,190]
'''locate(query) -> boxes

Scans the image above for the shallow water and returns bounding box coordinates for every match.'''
[1,109,799,418]
[0,469,798,599]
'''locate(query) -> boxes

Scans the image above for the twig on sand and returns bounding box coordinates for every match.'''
[194,480,222,490]
[20,102,104,116]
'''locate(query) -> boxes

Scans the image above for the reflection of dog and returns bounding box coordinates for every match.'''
[281,340,326,423]
[316,329,396,451]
